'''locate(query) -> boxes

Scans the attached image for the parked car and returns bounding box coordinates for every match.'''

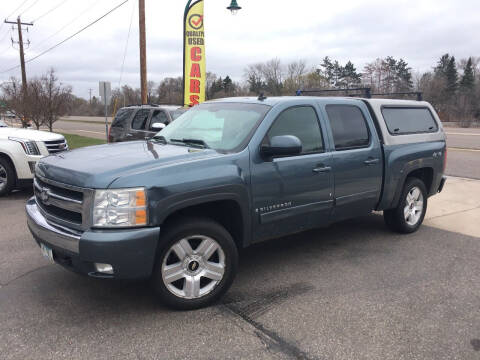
[26,96,446,309]
[108,104,187,143]
[0,128,68,196]
[0,120,8,127]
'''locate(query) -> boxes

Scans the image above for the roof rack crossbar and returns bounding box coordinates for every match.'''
[296,88,423,101]
[296,88,372,98]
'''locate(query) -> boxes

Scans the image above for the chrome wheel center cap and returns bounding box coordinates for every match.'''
[184,255,203,274]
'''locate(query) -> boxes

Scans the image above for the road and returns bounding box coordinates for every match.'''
[1,178,480,359]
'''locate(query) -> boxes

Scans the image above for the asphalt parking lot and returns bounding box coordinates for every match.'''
[1,186,480,360]
[1,126,479,359]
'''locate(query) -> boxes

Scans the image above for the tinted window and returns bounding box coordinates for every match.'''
[111,109,134,128]
[382,107,438,134]
[150,110,168,130]
[326,105,370,150]
[267,106,323,154]
[131,109,150,130]
[170,109,187,120]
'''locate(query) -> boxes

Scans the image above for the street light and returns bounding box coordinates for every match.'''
[227,0,242,15]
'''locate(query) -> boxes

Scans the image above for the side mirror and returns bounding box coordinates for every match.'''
[261,135,302,157]
[151,122,166,130]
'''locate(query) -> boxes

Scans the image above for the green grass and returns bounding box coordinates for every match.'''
[61,133,106,150]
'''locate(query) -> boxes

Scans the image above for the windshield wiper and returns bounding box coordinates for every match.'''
[170,138,209,149]
[151,135,167,144]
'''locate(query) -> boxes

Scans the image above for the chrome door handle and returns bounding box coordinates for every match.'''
[364,158,379,165]
[313,166,332,173]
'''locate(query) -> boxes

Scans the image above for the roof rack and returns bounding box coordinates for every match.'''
[295,88,423,101]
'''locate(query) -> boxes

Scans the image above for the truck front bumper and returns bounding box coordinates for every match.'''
[26,197,160,279]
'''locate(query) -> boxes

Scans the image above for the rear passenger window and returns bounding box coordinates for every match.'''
[267,106,323,154]
[382,107,438,134]
[326,105,370,150]
[111,109,133,128]
[131,109,150,130]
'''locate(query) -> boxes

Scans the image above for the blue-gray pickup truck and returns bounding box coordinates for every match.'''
[26,96,447,309]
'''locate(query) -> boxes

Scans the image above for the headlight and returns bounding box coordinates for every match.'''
[9,137,40,155]
[93,188,147,228]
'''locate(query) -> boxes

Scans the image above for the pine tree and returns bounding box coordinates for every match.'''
[460,57,475,91]
[445,56,458,94]
[341,61,361,88]
[395,58,413,91]
[223,76,233,94]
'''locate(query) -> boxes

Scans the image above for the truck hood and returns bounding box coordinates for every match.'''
[0,128,64,141]
[36,140,222,188]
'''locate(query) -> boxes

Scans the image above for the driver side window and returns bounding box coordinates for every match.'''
[266,106,324,154]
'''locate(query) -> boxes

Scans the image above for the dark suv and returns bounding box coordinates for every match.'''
[108,104,187,143]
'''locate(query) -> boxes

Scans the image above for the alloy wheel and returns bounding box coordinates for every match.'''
[404,186,424,226]
[161,235,226,299]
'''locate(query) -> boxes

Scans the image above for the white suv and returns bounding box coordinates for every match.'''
[0,127,68,196]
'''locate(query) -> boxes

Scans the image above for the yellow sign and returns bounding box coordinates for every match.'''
[183,0,206,107]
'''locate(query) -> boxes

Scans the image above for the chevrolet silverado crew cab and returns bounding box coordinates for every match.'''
[26,96,447,309]
[0,127,67,196]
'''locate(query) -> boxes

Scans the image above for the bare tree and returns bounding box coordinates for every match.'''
[1,77,30,127]
[40,69,72,132]
[284,60,307,93]
[156,77,183,105]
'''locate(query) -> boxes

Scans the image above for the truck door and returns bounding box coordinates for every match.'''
[324,104,383,220]
[250,105,334,242]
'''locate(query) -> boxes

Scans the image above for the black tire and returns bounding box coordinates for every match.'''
[383,177,428,234]
[0,157,15,197]
[152,217,238,310]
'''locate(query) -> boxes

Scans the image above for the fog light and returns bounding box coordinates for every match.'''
[94,263,114,274]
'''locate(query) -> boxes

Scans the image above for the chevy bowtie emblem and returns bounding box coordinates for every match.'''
[40,188,50,204]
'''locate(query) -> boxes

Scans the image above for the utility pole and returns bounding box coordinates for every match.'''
[88,88,93,104]
[4,17,33,96]
[138,0,147,105]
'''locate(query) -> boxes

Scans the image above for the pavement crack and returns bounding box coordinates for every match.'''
[0,264,50,289]
[222,304,317,360]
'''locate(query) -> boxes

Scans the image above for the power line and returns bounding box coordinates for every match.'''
[118,0,135,87]
[6,0,30,19]
[1,0,129,74]
[32,0,70,23]
[19,0,42,17]
[28,0,99,52]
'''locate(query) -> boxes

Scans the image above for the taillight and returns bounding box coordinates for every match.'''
[107,126,112,143]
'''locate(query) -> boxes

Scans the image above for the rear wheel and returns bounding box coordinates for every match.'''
[384,178,427,233]
[0,158,15,197]
[152,217,238,310]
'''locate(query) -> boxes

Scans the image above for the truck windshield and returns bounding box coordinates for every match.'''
[157,103,271,152]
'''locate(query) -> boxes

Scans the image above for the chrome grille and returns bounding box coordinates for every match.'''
[33,175,93,232]
[44,138,69,154]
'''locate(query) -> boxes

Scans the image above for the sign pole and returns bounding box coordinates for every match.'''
[104,82,108,142]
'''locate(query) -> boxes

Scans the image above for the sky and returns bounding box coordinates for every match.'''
[0,0,478,99]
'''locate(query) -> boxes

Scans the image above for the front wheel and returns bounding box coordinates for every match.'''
[152,217,238,310]
[384,178,428,233]
[0,158,15,197]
